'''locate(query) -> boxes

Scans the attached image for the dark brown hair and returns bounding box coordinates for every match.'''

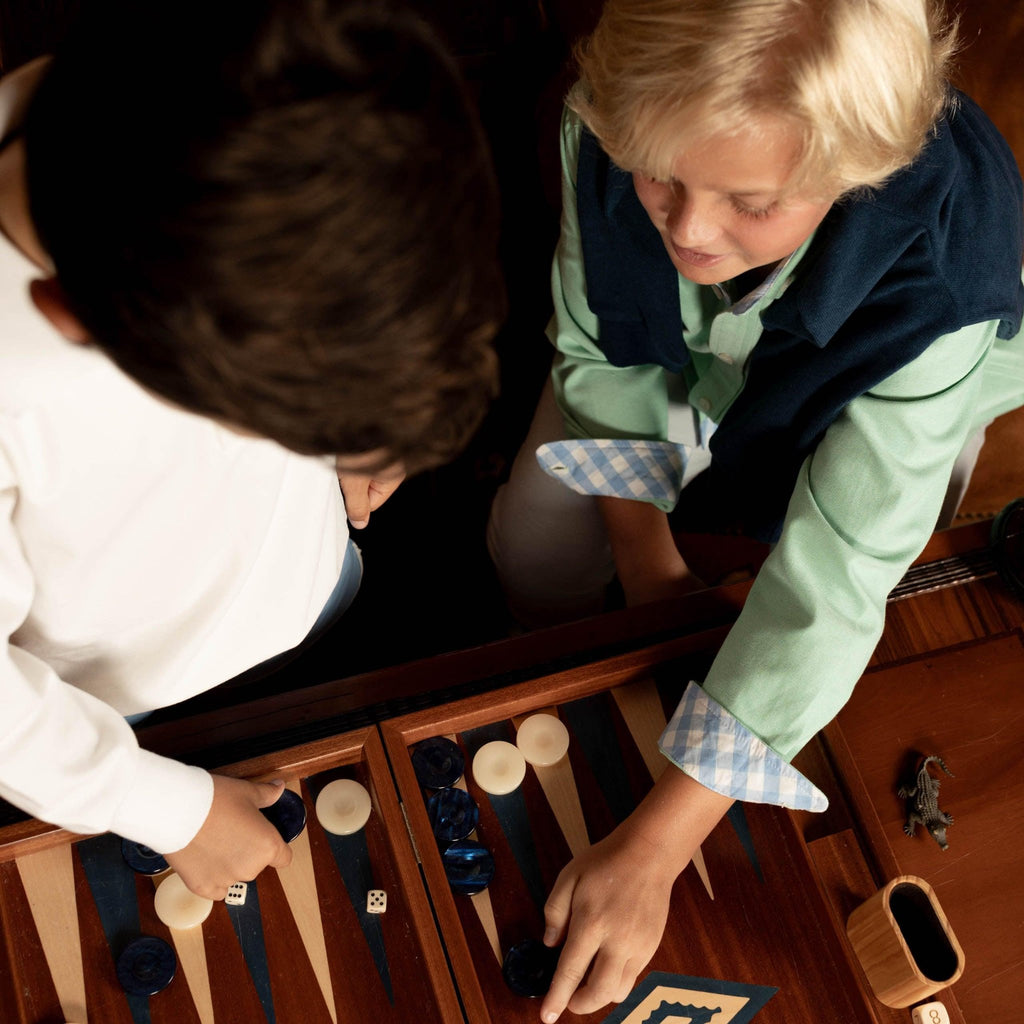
[24,0,503,469]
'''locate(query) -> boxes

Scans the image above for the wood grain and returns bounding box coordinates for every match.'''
[953,0,1024,178]
[273,781,336,1024]
[0,726,463,1024]
[0,860,64,1024]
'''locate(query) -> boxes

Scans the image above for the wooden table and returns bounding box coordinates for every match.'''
[802,522,1024,1024]
[0,522,1019,1023]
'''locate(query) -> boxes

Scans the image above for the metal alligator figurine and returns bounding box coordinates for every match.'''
[897,755,955,850]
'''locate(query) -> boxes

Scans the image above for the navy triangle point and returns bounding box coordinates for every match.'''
[226,878,276,1024]
[725,803,764,883]
[322,819,395,1003]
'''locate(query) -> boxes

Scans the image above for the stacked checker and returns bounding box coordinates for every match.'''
[412,719,574,998]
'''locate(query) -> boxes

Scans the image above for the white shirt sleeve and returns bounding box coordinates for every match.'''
[0,442,213,852]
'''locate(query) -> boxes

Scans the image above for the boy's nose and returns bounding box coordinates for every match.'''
[666,193,720,249]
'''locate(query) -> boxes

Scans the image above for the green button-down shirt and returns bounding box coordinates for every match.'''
[548,110,1024,761]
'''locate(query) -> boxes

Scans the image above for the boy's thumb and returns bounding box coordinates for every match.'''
[253,778,286,810]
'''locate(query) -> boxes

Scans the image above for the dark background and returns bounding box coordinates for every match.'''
[0,0,606,692]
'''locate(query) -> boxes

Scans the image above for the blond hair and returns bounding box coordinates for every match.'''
[570,0,958,196]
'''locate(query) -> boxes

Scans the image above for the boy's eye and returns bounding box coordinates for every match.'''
[731,197,777,219]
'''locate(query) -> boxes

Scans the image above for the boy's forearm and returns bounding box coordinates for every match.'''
[625,762,734,868]
[597,496,697,601]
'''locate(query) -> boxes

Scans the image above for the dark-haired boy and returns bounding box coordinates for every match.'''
[0,0,501,899]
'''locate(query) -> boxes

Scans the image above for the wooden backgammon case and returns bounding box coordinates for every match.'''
[0,523,1020,1023]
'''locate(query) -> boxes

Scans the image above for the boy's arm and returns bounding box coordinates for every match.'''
[700,319,998,761]
[547,109,688,589]
[548,108,672,449]
[3,631,295,898]
[0,454,202,850]
[536,318,999,1020]
[1,451,291,894]
[597,496,702,604]
[1,648,209,847]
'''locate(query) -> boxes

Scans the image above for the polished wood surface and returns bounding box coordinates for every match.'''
[953,0,1024,179]
[795,525,1024,1024]
[820,631,1024,1021]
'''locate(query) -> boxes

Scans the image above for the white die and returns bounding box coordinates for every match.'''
[911,1003,949,1024]
[225,882,248,906]
[366,889,387,914]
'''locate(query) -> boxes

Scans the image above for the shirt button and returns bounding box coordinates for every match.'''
[697,397,712,413]
[718,353,734,365]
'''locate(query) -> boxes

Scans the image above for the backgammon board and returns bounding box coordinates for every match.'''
[0,522,1019,1023]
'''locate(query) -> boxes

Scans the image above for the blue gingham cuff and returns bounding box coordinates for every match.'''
[659,682,828,812]
[535,439,688,507]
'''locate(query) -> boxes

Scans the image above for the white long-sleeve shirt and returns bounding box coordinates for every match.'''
[0,228,349,853]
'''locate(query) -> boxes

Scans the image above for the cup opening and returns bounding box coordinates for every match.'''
[888,882,960,982]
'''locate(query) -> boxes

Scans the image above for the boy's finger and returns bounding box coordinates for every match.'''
[252,781,293,870]
[253,779,286,809]
[542,868,576,947]
[614,957,644,1004]
[338,473,372,527]
[267,839,293,870]
[344,494,371,528]
[539,932,596,1024]
[347,509,370,529]
[367,474,404,512]
[566,946,622,1016]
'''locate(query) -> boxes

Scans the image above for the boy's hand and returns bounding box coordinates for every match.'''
[164,774,292,900]
[597,497,704,606]
[335,454,406,529]
[540,825,678,1020]
[539,769,733,1023]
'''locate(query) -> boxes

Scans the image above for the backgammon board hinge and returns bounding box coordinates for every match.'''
[399,799,422,864]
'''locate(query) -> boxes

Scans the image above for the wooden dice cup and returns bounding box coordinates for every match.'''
[846,875,965,1008]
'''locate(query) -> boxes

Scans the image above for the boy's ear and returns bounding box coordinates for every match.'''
[29,277,91,344]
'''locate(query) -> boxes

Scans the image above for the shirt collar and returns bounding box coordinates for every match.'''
[712,230,818,314]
